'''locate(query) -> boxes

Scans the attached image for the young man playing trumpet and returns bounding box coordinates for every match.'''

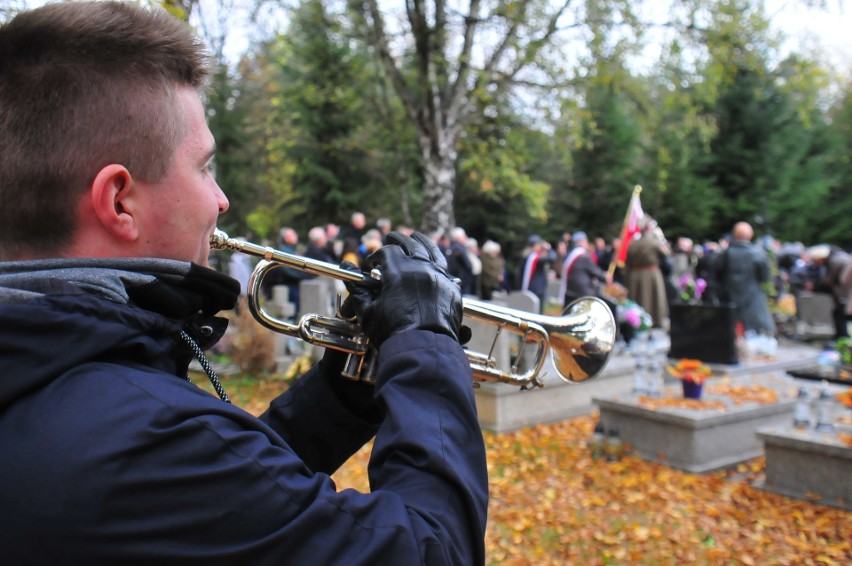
[0,2,487,563]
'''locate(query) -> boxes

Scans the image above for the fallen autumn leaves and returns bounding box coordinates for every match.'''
[200,374,850,565]
[332,415,850,565]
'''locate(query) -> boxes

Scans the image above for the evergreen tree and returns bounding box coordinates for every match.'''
[455,92,551,258]
[206,61,259,237]
[641,35,721,243]
[566,73,642,237]
[276,0,379,229]
[821,82,852,248]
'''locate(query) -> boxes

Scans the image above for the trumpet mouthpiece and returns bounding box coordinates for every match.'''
[210,229,230,250]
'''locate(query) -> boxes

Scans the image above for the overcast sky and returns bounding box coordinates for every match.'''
[11,0,851,72]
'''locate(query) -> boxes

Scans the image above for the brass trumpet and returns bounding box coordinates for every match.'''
[211,229,616,387]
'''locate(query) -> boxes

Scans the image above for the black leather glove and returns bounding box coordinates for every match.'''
[341,231,465,347]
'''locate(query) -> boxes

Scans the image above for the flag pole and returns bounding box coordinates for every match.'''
[607,184,642,279]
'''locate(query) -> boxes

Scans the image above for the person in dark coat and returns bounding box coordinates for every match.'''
[519,235,555,312]
[560,231,611,307]
[695,240,722,304]
[275,226,313,314]
[445,227,475,296]
[340,211,367,266]
[304,225,335,264]
[809,244,851,338]
[715,222,776,334]
[0,3,488,564]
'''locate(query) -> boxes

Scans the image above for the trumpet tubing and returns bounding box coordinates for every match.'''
[211,229,616,387]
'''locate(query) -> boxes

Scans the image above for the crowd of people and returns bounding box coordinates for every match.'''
[626,221,852,341]
[226,214,851,344]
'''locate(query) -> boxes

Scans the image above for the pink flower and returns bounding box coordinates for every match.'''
[624,309,641,328]
[695,278,707,298]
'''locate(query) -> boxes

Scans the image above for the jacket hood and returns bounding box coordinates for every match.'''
[0,258,239,409]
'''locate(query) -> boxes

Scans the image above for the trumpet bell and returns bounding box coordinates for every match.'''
[548,297,616,383]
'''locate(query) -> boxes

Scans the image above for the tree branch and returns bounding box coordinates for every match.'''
[352,0,423,132]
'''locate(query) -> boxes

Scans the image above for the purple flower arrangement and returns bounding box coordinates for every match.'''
[618,300,652,331]
[678,274,707,303]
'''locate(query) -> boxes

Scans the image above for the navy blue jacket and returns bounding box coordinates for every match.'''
[0,259,488,565]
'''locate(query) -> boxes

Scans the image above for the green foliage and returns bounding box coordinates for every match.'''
[836,338,852,366]
[157,0,195,21]
[568,78,642,236]
[456,101,552,255]
[200,0,848,249]
[820,82,852,249]
[550,51,644,240]
[266,1,377,227]
[206,62,263,237]
[638,34,721,241]
[281,1,372,219]
[691,2,839,240]
[214,0,422,235]
[245,206,280,241]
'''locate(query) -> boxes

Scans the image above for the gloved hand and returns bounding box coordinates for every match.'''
[341,231,467,347]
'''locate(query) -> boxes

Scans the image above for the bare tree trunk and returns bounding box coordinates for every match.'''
[352,0,574,237]
[419,133,458,235]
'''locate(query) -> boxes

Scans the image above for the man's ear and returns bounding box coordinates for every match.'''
[90,164,139,242]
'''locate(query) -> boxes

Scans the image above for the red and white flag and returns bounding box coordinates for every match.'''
[616,189,644,266]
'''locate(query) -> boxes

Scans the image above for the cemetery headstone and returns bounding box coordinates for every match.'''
[464,296,511,378]
[299,278,334,318]
[795,291,835,340]
[505,291,541,374]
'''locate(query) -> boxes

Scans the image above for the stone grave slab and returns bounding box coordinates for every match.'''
[756,425,851,510]
[690,339,820,377]
[474,353,634,433]
[594,372,800,473]
[787,365,852,387]
[505,290,540,315]
[271,285,295,319]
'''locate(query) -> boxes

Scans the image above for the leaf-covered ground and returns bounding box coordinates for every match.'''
[200,374,851,565]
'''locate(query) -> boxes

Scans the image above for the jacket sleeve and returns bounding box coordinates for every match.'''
[841,259,852,287]
[260,349,382,474]
[251,330,488,565]
[254,330,488,564]
[367,331,488,564]
[42,331,487,566]
[588,258,608,283]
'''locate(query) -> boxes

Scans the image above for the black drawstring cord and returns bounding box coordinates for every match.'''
[179,330,231,403]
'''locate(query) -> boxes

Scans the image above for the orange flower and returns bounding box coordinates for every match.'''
[666,358,713,384]
[836,390,852,409]
[675,358,704,371]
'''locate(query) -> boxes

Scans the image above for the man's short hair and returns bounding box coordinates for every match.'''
[0,1,209,259]
[308,226,326,245]
[808,244,830,262]
[450,227,467,242]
